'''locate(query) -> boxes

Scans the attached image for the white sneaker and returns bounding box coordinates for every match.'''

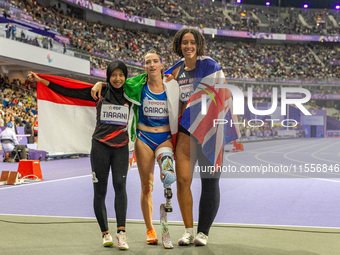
[194,232,208,246]
[116,231,129,250]
[103,233,113,247]
[178,230,194,245]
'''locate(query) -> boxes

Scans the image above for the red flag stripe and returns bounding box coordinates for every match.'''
[37,73,96,107]
[38,83,96,107]
[37,74,94,89]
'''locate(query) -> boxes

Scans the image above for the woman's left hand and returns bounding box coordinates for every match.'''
[165,74,174,83]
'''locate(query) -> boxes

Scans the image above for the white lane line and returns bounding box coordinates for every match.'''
[0,213,97,220]
[311,140,340,164]
[254,140,340,180]
[0,166,141,191]
[225,139,320,167]
[302,178,340,183]
[246,151,309,154]
[226,139,313,156]
[0,213,184,225]
[225,139,340,182]
[0,174,92,190]
[254,140,325,166]
[282,140,332,165]
[2,213,340,230]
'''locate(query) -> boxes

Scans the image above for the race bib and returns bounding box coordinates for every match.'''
[100,104,129,125]
[143,99,168,119]
[179,84,194,102]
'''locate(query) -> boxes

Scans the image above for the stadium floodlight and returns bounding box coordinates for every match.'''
[236,0,241,3]
[336,5,340,10]
[303,4,309,9]
[266,2,270,6]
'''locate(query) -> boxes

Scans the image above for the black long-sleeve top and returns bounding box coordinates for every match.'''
[48,82,131,148]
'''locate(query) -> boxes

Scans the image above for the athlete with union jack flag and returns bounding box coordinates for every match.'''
[165,28,240,246]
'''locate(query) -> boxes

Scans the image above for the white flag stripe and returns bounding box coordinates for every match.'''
[189,92,214,134]
[38,99,96,154]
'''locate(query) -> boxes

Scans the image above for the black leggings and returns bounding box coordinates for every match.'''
[196,143,221,236]
[90,139,129,233]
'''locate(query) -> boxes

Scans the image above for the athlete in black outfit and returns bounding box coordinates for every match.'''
[28,60,131,250]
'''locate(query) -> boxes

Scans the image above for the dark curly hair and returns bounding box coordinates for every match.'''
[172,28,206,58]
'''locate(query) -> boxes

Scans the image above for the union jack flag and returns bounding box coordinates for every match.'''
[165,56,240,169]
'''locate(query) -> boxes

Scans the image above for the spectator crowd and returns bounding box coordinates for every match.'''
[2,0,340,80]
[0,74,37,138]
[0,0,340,128]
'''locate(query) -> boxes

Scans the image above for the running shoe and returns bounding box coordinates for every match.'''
[178,230,194,245]
[146,228,158,245]
[194,232,208,246]
[116,231,129,250]
[102,233,113,247]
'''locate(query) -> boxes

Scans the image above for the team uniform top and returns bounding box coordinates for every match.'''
[48,82,131,148]
[177,62,195,104]
[138,82,169,127]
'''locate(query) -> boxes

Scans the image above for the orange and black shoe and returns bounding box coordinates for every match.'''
[146,228,158,245]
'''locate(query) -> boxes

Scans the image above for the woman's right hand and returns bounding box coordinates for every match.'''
[91,82,106,100]
[28,71,43,83]
[28,71,50,86]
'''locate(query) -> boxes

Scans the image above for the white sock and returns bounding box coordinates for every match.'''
[186,228,194,234]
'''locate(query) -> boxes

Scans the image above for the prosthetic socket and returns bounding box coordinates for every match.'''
[155,147,176,212]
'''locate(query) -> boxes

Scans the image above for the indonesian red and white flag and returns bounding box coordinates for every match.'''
[37,75,96,154]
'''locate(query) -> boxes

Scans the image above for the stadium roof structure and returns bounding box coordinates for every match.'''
[239,0,340,9]
[0,56,101,84]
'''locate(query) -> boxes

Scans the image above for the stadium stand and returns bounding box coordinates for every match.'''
[88,0,340,35]
[1,0,340,137]
[1,0,340,79]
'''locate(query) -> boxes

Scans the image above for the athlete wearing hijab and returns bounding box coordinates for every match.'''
[28,60,131,250]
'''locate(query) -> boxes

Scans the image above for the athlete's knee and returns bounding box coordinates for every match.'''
[201,177,220,192]
[176,176,191,190]
[93,186,107,199]
[113,180,126,192]
[141,183,153,196]
[176,144,191,159]
[175,167,192,188]
[155,147,176,187]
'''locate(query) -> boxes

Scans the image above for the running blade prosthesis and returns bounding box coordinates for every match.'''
[160,187,173,248]
[160,203,173,248]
